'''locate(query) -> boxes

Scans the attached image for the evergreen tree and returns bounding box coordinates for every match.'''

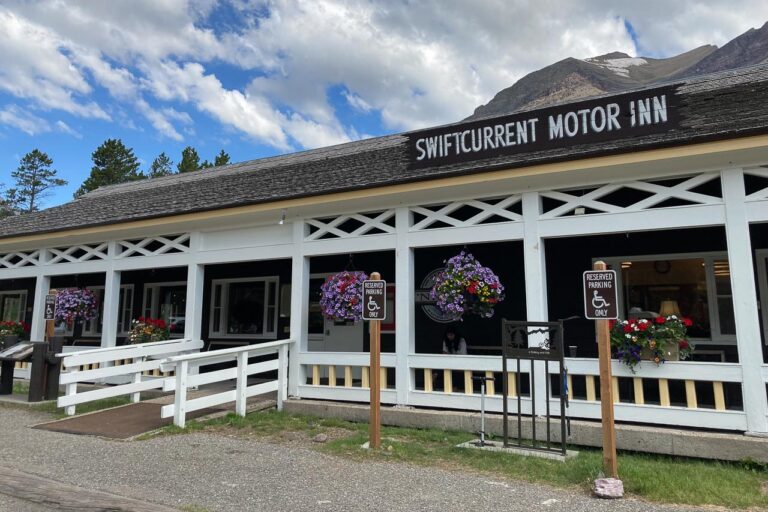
[148,152,174,178]
[7,149,67,213]
[177,146,200,173]
[214,149,231,166]
[74,139,143,198]
[200,159,213,169]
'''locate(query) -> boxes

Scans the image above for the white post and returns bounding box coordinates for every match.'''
[184,263,204,342]
[395,207,415,405]
[131,356,144,403]
[288,220,309,397]
[721,168,768,434]
[235,351,248,417]
[64,383,76,416]
[277,343,289,411]
[100,267,121,348]
[173,360,188,428]
[30,274,51,341]
[522,192,549,415]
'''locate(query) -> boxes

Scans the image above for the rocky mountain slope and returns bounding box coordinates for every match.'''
[467,21,768,120]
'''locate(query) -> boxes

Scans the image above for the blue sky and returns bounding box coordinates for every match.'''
[1,1,765,207]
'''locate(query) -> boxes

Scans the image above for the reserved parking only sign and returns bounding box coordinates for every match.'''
[362,280,387,321]
[583,270,618,320]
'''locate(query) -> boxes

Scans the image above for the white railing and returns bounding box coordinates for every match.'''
[160,338,293,427]
[57,339,204,416]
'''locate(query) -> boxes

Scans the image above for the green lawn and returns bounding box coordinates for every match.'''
[150,409,768,509]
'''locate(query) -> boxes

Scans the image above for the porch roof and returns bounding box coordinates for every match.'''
[1,64,768,240]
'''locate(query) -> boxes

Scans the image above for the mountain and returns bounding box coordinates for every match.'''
[467,21,768,121]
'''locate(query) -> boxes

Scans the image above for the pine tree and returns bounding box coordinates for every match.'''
[200,159,213,169]
[148,152,174,178]
[177,146,200,173]
[74,139,143,198]
[214,150,231,166]
[7,149,67,213]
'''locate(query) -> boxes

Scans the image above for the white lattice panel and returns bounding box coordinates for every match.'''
[745,167,768,201]
[48,243,109,264]
[117,233,191,258]
[539,173,722,219]
[305,210,396,241]
[410,195,522,231]
[0,249,41,268]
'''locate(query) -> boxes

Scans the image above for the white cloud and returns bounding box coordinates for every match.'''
[55,120,82,138]
[0,105,51,135]
[0,0,766,149]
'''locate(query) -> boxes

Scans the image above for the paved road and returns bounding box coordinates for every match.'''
[0,407,710,511]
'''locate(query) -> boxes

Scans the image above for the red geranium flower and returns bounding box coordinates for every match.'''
[655,316,666,324]
[467,282,478,295]
[683,318,693,327]
[638,322,649,331]
[623,324,632,333]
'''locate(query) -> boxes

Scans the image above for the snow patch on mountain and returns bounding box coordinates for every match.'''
[584,57,648,77]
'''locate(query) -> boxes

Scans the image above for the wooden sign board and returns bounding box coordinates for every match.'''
[362,280,387,321]
[583,270,618,320]
[0,342,35,362]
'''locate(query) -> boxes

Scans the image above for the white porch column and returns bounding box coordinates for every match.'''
[30,274,51,341]
[100,267,121,348]
[395,207,415,405]
[184,263,205,341]
[522,192,549,415]
[722,168,768,434]
[288,220,310,397]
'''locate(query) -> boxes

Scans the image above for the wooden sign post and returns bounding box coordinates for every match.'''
[583,262,618,479]
[363,272,386,450]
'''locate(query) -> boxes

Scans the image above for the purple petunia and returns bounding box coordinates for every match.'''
[430,251,504,321]
[54,288,99,324]
[319,271,368,322]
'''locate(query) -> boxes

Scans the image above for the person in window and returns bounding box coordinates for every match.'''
[442,326,467,355]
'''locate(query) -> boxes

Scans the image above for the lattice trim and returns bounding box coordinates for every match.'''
[48,243,109,264]
[117,233,191,258]
[745,167,768,201]
[0,250,41,268]
[410,195,522,231]
[305,210,396,241]
[539,173,722,219]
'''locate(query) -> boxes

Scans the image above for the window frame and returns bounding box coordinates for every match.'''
[0,289,28,323]
[142,281,186,339]
[598,251,736,345]
[208,276,280,339]
[81,284,135,337]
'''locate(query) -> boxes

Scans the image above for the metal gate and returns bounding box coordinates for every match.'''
[501,319,569,456]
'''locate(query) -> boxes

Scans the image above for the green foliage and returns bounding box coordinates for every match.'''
[213,149,230,166]
[177,146,201,173]
[74,139,143,198]
[7,149,67,212]
[148,152,174,178]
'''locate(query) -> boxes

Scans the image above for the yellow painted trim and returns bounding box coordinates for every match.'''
[713,381,726,411]
[4,133,768,248]
[443,369,452,394]
[485,371,495,396]
[612,377,620,404]
[312,365,320,386]
[328,365,336,387]
[685,380,698,409]
[508,372,517,398]
[362,367,370,389]
[464,370,473,395]
[659,378,671,407]
[585,375,596,402]
[424,369,432,392]
[633,377,645,405]
[380,368,387,390]
[344,366,353,388]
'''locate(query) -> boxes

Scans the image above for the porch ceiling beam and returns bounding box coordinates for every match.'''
[406,222,523,248]
[745,200,768,222]
[301,234,396,256]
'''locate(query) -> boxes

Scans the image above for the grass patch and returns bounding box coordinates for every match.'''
[12,380,29,394]
[155,409,768,509]
[30,396,134,417]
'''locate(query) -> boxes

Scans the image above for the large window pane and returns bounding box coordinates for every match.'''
[227,282,265,335]
[621,258,710,338]
[308,278,325,335]
[159,285,186,335]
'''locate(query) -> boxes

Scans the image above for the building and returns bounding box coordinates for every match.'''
[2,64,768,435]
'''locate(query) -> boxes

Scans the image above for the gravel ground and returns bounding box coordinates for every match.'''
[0,407,710,512]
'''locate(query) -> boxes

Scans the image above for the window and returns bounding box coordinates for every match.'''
[602,253,736,344]
[0,290,27,323]
[82,285,134,336]
[209,277,279,338]
[143,282,186,337]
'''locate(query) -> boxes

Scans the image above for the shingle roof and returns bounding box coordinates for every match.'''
[2,63,768,240]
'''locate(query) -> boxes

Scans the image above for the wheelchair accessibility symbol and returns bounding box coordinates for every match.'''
[367,295,381,312]
[591,290,610,309]
[362,279,387,321]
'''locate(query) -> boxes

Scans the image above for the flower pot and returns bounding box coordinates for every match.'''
[641,343,679,362]
[0,334,18,350]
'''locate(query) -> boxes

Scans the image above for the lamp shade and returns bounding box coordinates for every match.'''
[659,299,680,317]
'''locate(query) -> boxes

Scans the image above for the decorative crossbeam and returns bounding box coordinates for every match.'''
[117,233,191,258]
[745,167,768,201]
[410,195,522,231]
[304,210,396,241]
[48,243,109,264]
[539,173,723,219]
[0,250,41,269]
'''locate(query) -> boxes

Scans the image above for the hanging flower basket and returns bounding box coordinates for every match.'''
[54,288,98,325]
[128,317,170,344]
[320,270,368,322]
[610,315,694,372]
[430,251,505,321]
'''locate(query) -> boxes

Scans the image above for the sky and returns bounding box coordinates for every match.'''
[1,0,767,207]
